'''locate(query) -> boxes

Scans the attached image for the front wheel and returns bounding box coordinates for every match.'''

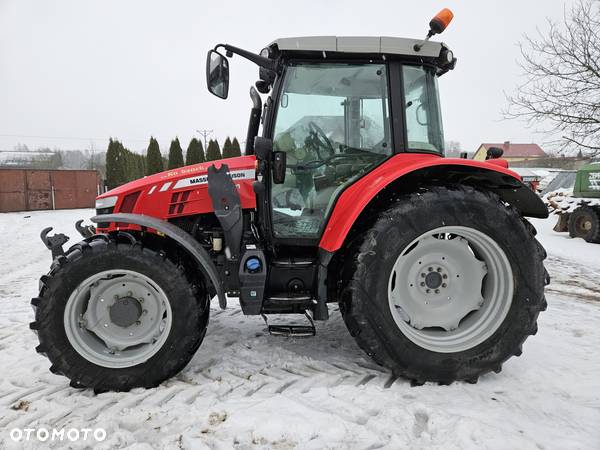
[340,186,547,384]
[31,236,209,392]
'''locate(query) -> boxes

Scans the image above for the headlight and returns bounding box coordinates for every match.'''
[95,196,118,209]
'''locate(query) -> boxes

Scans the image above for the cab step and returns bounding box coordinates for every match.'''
[261,311,316,337]
[262,293,315,314]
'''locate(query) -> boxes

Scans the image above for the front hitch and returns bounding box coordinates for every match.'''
[40,227,69,260]
[75,220,96,238]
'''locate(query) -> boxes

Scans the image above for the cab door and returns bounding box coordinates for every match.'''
[269,62,393,240]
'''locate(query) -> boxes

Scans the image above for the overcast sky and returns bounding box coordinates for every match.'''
[0,0,572,154]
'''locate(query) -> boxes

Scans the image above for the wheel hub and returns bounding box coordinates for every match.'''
[109,296,142,328]
[64,270,172,368]
[391,235,487,331]
[424,268,445,290]
[387,226,514,353]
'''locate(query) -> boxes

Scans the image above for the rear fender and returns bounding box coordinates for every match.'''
[91,213,225,309]
[319,154,548,252]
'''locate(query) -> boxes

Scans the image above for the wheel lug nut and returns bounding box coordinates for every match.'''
[421,273,426,278]
[442,274,448,279]
[435,289,440,294]
[420,282,425,287]
[127,291,133,297]
[437,267,442,272]
[136,320,141,326]
[428,267,433,272]
[426,289,430,293]
[103,323,108,328]
[442,283,447,288]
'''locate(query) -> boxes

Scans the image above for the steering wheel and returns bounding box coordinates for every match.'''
[307,121,335,159]
[290,152,380,173]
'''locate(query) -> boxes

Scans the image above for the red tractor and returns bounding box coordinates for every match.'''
[32,10,549,392]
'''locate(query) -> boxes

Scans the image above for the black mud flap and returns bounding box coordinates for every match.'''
[207,163,243,261]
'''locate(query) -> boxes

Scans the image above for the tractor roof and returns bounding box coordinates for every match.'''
[269,36,445,59]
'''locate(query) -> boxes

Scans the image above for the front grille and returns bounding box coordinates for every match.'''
[168,190,191,215]
[120,191,140,213]
[95,206,114,228]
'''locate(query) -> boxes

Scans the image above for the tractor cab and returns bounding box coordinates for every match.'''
[207,34,456,242]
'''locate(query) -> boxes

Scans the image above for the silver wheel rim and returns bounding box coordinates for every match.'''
[64,269,172,368]
[387,226,513,353]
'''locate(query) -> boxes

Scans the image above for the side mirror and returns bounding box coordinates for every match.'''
[486,147,504,160]
[272,151,286,184]
[206,50,229,99]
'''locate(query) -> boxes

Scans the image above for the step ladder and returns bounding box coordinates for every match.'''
[261,311,316,337]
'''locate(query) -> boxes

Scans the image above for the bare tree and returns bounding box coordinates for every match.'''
[506,0,600,156]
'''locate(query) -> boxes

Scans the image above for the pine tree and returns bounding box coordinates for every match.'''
[214,140,222,160]
[146,137,163,175]
[124,146,136,181]
[105,138,129,189]
[222,137,233,158]
[168,137,184,169]
[186,138,205,165]
[105,139,118,189]
[205,139,222,161]
[197,139,206,162]
[134,153,145,179]
[231,137,242,156]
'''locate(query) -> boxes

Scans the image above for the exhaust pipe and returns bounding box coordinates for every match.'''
[245,86,262,155]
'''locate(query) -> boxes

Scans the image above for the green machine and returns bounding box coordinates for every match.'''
[549,163,600,243]
[574,163,600,199]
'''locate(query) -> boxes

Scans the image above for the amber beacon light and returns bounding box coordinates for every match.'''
[414,8,454,52]
[429,8,454,37]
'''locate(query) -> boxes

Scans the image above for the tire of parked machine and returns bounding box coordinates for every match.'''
[340,185,548,385]
[30,236,209,392]
[568,206,600,243]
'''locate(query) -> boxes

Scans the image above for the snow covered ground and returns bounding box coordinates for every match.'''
[0,209,598,449]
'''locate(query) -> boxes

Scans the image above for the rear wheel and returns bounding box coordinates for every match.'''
[31,236,209,392]
[340,186,547,384]
[568,206,600,243]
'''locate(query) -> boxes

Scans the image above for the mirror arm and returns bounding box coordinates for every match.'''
[215,44,278,72]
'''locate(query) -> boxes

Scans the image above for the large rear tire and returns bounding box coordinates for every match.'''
[340,185,548,384]
[568,206,600,243]
[31,236,209,392]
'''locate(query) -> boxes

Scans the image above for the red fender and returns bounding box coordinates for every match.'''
[318,153,538,252]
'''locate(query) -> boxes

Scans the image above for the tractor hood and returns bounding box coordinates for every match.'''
[96,155,257,220]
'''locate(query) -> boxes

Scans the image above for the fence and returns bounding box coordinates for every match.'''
[0,169,102,213]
